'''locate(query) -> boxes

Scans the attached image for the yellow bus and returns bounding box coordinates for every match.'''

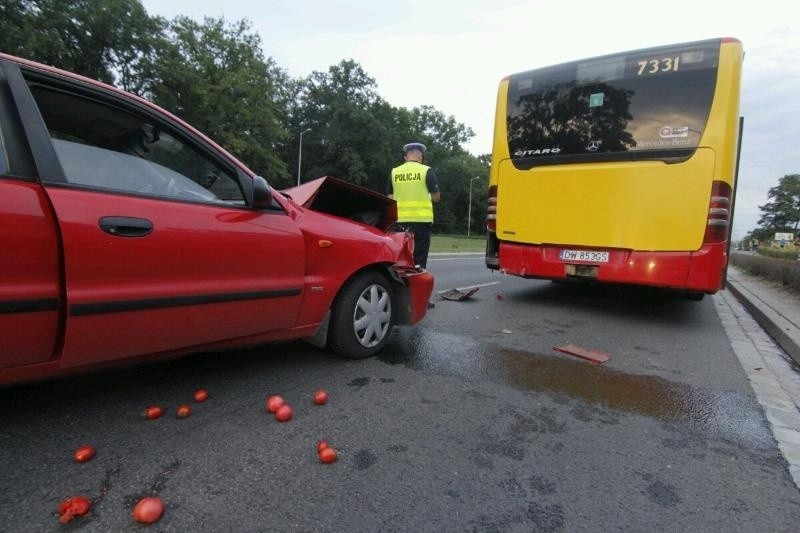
[485,37,743,298]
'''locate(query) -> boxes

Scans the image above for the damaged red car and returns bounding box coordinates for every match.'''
[0,53,433,386]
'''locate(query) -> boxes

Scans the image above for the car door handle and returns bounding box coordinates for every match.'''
[99,216,153,237]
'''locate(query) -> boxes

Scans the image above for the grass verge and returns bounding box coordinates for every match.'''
[729,252,800,294]
[430,234,486,253]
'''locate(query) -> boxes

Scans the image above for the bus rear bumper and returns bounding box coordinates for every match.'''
[496,242,726,293]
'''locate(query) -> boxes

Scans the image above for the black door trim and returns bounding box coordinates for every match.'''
[70,289,303,316]
[0,60,65,182]
[0,298,59,314]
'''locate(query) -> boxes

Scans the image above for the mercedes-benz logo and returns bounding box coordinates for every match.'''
[587,140,601,152]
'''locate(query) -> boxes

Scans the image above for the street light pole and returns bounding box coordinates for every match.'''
[467,176,481,237]
[296,128,312,186]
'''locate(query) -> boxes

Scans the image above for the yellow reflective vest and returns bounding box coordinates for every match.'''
[391,161,434,223]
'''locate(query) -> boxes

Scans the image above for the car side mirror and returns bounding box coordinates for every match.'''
[251,175,272,208]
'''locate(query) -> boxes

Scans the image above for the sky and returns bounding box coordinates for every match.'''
[141,0,799,240]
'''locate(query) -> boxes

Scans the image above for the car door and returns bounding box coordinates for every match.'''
[0,62,61,369]
[8,61,306,368]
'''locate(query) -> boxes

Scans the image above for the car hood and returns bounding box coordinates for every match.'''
[281,176,397,232]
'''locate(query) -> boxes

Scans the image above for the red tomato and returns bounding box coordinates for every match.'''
[319,447,338,464]
[73,445,95,463]
[317,440,329,453]
[275,404,293,422]
[132,496,164,524]
[265,395,285,413]
[58,496,91,524]
[144,405,164,420]
[176,404,191,418]
[193,388,209,403]
[313,390,328,405]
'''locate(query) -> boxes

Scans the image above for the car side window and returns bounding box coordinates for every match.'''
[28,84,245,204]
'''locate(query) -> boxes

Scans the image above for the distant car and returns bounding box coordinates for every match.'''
[0,53,433,386]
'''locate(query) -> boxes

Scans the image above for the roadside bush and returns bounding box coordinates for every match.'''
[756,247,799,260]
[730,252,800,293]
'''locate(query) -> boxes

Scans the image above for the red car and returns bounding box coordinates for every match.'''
[0,53,434,386]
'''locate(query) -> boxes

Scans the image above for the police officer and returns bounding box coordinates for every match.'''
[388,142,441,269]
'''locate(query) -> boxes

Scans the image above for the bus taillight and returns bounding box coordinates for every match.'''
[704,181,732,243]
[486,185,498,232]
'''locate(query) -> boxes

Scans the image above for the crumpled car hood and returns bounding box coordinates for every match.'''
[282,176,397,232]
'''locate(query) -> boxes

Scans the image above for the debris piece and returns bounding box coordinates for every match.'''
[438,287,479,301]
[754,367,763,371]
[501,329,512,334]
[495,293,504,300]
[553,344,610,364]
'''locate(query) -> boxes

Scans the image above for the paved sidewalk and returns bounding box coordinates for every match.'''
[726,265,800,366]
[720,265,800,487]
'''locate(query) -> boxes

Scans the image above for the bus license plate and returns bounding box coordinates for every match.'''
[559,250,609,263]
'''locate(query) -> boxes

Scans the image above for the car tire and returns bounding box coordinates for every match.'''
[328,271,394,359]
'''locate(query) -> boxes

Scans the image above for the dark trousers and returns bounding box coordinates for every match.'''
[398,222,432,268]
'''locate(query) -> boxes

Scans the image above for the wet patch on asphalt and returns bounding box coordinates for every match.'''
[383,328,773,449]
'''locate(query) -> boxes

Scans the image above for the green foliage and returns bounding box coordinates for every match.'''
[730,253,800,294]
[744,227,775,245]
[142,17,291,182]
[286,60,393,190]
[430,234,487,253]
[756,247,799,261]
[2,2,491,233]
[757,174,800,232]
[0,0,162,91]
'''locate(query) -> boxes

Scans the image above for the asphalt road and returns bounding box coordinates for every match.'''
[1,254,799,531]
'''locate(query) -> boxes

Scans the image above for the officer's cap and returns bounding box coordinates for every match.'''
[403,142,427,154]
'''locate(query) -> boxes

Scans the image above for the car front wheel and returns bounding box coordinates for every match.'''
[328,271,394,359]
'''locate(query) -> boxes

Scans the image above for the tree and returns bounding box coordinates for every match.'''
[143,16,291,183]
[430,153,489,235]
[3,5,489,233]
[0,0,163,91]
[286,60,397,190]
[757,174,800,232]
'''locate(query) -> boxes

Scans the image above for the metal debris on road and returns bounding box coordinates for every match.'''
[553,344,611,364]
[437,286,480,301]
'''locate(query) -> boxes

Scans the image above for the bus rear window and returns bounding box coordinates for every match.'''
[506,39,721,167]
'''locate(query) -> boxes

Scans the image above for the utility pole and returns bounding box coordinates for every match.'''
[467,176,481,237]
[296,128,312,186]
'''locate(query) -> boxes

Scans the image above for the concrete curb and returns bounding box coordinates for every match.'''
[726,281,800,367]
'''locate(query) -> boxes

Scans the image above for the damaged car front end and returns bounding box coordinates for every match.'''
[282,176,434,357]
